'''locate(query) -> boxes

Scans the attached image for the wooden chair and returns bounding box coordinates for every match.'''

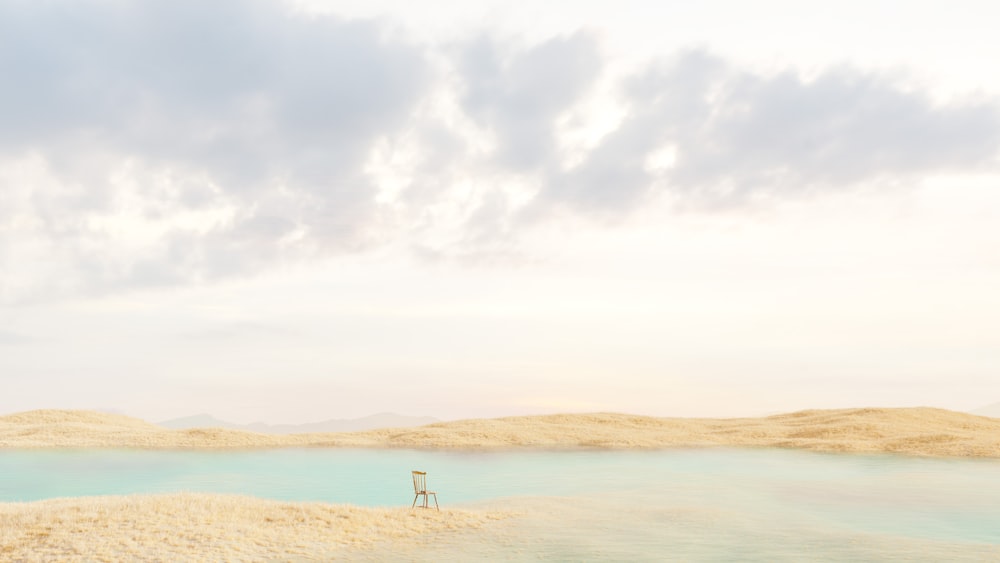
[411,470,439,510]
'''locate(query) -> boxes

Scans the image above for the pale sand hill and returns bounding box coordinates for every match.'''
[2,407,999,456]
[0,493,513,562]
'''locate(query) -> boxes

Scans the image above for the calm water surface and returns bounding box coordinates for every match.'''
[2,448,999,561]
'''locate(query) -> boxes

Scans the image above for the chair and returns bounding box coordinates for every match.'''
[411,470,439,510]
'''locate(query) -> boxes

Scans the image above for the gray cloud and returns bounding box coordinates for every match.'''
[0,0,429,297]
[0,9,425,189]
[536,51,1000,213]
[458,33,602,171]
[667,58,1000,191]
[0,1,425,167]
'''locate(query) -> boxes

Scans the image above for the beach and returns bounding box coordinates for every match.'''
[2,407,1000,560]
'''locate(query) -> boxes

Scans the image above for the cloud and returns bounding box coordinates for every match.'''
[0,1,426,168]
[175,321,299,343]
[536,51,1000,213]
[457,32,603,171]
[0,0,429,298]
[1,3,999,302]
[0,330,30,345]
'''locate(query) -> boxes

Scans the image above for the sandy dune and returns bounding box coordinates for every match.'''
[0,493,512,562]
[1,407,999,457]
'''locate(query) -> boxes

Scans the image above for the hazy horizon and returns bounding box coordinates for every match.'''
[2,0,999,425]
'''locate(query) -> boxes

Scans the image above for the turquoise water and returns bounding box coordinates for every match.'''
[2,448,999,560]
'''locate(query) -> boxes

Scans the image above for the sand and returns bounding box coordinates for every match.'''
[1,407,999,457]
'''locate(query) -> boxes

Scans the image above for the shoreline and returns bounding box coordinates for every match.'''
[1,407,999,457]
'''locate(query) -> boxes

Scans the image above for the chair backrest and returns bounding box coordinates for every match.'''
[412,470,427,493]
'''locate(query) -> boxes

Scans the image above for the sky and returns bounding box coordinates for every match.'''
[1,0,999,424]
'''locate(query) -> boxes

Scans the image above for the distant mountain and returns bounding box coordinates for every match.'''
[157,414,249,431]
[157,412,438,434]
[972,402,1000,418]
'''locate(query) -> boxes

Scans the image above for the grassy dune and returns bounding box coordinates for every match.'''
[2,407,999,457]
[0,493,512,562]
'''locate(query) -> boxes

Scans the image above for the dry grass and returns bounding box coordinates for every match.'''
[367,407,1000,456]
[0,493,512,562]
[2,407,1000,457]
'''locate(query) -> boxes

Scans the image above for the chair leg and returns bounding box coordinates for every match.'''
[413,492,438,509]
